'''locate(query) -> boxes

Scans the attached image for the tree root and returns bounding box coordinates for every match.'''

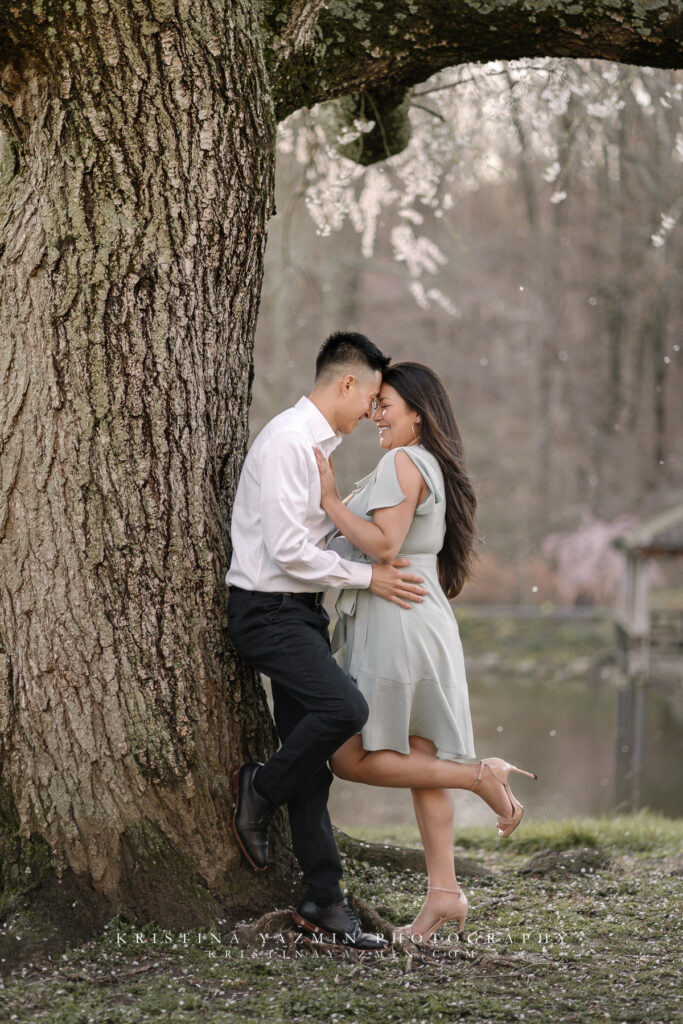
[333,826,492,878]
[518,846,612,877]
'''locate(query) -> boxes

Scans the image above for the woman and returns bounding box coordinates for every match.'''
[313,362,537,942]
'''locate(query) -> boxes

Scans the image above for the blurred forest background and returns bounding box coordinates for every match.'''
[250,59,683,608]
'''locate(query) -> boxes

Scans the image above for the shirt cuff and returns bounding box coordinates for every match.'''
[345,560,373,590]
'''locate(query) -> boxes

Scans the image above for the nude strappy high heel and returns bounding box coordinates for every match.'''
[395,884,468,943]
[470,757,538,838]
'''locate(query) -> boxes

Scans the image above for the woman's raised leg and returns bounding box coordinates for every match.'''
[330,733,516,822]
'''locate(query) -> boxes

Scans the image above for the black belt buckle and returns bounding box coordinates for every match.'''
[291,591,324,610]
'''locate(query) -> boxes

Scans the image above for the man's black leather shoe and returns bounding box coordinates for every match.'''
[293,895,390,949]
[232,762,276,870]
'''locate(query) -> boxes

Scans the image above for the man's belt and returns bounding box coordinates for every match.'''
[230,586,324,609]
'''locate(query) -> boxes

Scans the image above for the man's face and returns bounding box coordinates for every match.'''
[336,369,382,434]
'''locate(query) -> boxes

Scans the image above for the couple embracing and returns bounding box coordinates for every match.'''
[226,331,536,950]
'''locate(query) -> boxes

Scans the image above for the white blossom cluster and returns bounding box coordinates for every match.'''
[277,60,682,313]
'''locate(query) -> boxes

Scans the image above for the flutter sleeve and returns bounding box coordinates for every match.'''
[363,450,410,513]
[363,447,444,515]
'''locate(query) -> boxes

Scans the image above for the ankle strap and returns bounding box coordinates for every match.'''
[427,885,462,895]
[470,760,484,791]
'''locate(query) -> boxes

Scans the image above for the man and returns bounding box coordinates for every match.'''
[226,331,426,949]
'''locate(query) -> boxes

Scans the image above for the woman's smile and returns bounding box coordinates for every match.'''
[373,384,420,448]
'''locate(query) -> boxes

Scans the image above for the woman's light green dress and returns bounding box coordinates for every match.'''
[329,444,477,762]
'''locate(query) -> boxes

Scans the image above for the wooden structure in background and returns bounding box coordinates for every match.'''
[611,505,683,811]
[612,504,683,682]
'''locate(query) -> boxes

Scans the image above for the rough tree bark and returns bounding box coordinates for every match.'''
[0,0,285,944]
[0,0,681,953]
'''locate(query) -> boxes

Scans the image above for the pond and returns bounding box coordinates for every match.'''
[322,607,683,830]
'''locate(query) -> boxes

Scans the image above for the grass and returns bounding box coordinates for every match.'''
[1,811,680,1023]
[350,808,683,855]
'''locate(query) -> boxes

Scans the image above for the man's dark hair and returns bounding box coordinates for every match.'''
[315,331,391,382]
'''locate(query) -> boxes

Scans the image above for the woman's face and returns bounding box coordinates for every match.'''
[372,383,420,450]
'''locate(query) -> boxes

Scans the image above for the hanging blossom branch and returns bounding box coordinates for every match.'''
[277,59,683,314]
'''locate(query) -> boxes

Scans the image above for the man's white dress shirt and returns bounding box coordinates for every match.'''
[225,396,373,593]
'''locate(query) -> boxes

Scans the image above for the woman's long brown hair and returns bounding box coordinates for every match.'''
[381,362,478,599]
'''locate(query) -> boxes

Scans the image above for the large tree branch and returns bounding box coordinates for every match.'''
[266,0,683,124]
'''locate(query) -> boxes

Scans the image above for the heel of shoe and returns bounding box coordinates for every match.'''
[473,759,534,839]
[427,885,468,937]
[399,885,469,943]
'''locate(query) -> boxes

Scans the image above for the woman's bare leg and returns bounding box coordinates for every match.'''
[406,737,465,934]
[382,737,466,937]
[409,737,458,886]
[330,733,515,820]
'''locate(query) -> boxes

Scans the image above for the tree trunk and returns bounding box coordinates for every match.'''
[0,0,294,937]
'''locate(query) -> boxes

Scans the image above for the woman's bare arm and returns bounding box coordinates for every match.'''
[314,448,427,562]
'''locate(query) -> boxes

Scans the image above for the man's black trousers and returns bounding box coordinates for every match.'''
[227,588,369,904]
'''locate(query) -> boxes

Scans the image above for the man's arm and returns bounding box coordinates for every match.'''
[260,433,373,590]
[260,435,426,606]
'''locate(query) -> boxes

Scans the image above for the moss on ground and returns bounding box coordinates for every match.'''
[0,812,680,1023]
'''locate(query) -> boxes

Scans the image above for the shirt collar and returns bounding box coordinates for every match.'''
[295,396,343,451]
